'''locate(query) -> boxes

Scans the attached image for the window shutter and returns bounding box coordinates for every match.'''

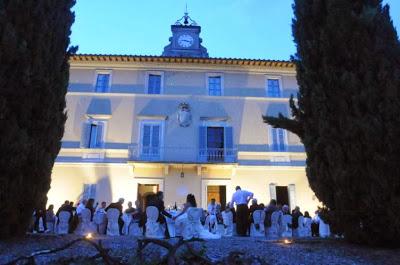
[151,125,160,155]
[83,184,90,200]
[288,184,296,211]
[271,128,278,151]
[224,126,234,162]
[278,129,285,151]
[269,183,277,201]
[80,122,91,148]
[95,122,104,148]
[199,126,207,161]
[89,184,97,199]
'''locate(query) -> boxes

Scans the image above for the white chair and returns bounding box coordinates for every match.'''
[57,211,70,235]
[75,208,95,235]
[280,214,292,238]
[46,217,55,233]
[145,206,165,239]
[204,214,217,233]
[106,208,120,236]
[122,213,133,235]
[319,219,330,238]
[293,215,306,237]
[93,211,107,234]
[250,210,266,237]
[221,210,233,237]
[266,211,281,239]
[129,222,143,236]
[304,217,312,237]
[182,207,203,240]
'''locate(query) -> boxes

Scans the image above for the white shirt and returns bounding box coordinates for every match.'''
[76,203,86,215]
[230,189,253,207]
[207,203,217,215]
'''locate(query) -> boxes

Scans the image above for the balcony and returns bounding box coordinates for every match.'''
[128,145,237,164]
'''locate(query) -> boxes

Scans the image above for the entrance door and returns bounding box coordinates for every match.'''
[207,185,226,210]
[276,186,289,209]
[137,184,159,210]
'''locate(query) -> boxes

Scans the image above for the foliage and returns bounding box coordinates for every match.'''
[264,0,400,246]
[0,0,76,238]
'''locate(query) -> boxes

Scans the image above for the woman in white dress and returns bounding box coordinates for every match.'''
[173,194,220,239]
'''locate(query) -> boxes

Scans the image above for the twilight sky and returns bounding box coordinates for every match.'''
[71,0,400,60]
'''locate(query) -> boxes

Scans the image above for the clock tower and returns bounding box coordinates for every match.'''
[162,10,209,58]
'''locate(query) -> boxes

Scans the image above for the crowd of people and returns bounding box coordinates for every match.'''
[31,186,326,238]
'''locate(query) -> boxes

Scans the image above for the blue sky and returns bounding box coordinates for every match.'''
[71,0,400,60]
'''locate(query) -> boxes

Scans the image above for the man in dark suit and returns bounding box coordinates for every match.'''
[146,191,172,237]
[106,198,125,235]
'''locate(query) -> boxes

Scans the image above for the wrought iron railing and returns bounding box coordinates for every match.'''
[128,145,237,163]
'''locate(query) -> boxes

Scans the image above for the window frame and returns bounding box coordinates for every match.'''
[85,119,108,149]
[145,71,164,94]
[265,75,283,98]
[206,73,224,96]
[268,125,288,152]
[94,70,112,93]
[138,120,165,158]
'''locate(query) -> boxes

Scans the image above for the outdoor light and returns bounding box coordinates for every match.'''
[85,233,93,239]
[180,164,184,178]
[283,239,292,244]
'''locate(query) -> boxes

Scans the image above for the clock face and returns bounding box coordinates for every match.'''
[178,34,194,48]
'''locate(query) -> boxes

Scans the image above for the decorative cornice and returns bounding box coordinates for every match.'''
[69,54,294,68]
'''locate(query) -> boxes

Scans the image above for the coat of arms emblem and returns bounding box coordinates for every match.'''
[177,102,192,127]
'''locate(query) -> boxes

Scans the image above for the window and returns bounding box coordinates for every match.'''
[80,120,106,149]
[140,121,163,158]
[270,127,287,151]
[95,73,111,93]
[199,124,234,162]
[148,74,162,94]
[82,184,97,200]
[208,76,222,96]
[266,78,281,97]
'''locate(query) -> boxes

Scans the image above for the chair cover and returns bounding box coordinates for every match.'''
[250,210,266,237]
[145,206,165,238]
[204,214,217,233]
[304,217,312,237]
[93,212,107,234]
[75,208,95,235]
[294,216,306,237]
[266,211,281,239]
[38,217,45,232]
[106,208,120,236]
[182,207,203,240]
[182,207,221,240]
[221,211,233,237]
[319,219,331,238]
[46,216,56,233]
[57,211,70,235]
[129,222,143,236]
[280,214,292,238]
[122,213,133,235]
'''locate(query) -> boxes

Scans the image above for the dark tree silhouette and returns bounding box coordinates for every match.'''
[0,0,76,238]
[264,0,400,246]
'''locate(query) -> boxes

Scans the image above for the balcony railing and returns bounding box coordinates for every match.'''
[128,145,237,163]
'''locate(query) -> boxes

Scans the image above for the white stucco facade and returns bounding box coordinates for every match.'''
[47,54,320,214]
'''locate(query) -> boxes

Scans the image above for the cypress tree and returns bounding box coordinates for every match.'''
[0,0,76,238]
[264,0,400,246]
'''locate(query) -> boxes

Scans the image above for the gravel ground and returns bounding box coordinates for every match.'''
[0,234,399,265]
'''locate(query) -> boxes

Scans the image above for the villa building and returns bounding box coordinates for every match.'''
[47,12,319,212]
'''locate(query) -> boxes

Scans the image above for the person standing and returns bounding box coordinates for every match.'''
[230,186,253,236]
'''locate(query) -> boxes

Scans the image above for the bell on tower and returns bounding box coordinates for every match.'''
[162,7,208,58]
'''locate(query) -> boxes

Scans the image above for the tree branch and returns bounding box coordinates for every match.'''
[263,114,303,138]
